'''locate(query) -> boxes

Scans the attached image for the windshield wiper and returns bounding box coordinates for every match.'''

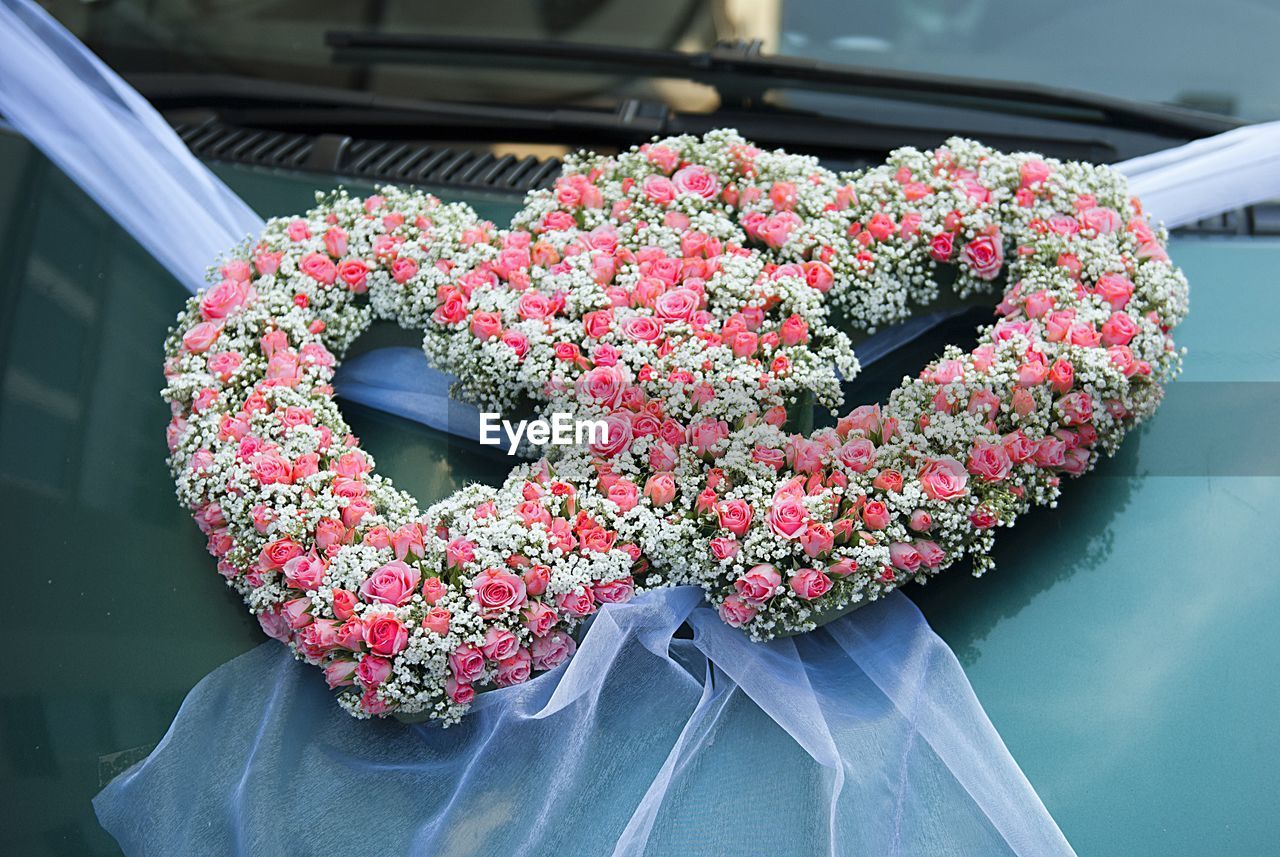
[325,32,1238,139]
[126,71,1138,166]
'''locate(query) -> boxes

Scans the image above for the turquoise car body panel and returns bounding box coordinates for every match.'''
[0,132,1275,856]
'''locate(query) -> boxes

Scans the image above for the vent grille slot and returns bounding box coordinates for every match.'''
[173,119,559,195]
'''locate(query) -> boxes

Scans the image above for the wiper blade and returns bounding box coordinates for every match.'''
[325,32,1239,139]
[128,71,1127,166]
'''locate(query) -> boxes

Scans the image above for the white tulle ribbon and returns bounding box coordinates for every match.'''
[1116,121,1280,227]
[0,0,262,291]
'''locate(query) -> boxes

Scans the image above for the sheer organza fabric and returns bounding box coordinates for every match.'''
[5,1,1275,854]
[93,587,1073,857]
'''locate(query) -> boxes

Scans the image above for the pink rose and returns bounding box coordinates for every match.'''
[391,257,419,284]
[494,648,533,687]
[524,565,551,597]
[709,537,740,561]
[688,419,729,457]
[283,552,326,591]
[522,601,559,637]
[889,542,923,573]
[206,350,243,382]
[1003,430,1036,463]
[590,413,633,458]
[299,252,337,285]
[221,259,252,282]
[422,607,451,636]
[1108,345,1138,376]
[1063,447,1091,476]
[445,678,475,705]
[335,259,368,292]
[836,438,877,473]
[718,595,758,627]
[257,607,291,642]
[579,526,618,555]
[961,234,1004,280]
[259,537,303,570]
[1068,323,1101,348]
[598,477,637,512]
[861,500,891,530]
[557,587,596,618]
[473,568,527,618]
[331,589,357,621]
[421,576,448,604]
[433,290,468,325]
[1058,391,1094,426]
[779,314,809,346]
[789,568,832,600]
[769,495,809,539]
[716,499,753,537]
[970,507,998,529]
[582,309,613,338]
[672,165,719,199]
[760,211,801,248]
[516,290,552,321]
[621,316,664,343]
[356,655,392,688]
[929,232,956,262]
[182,321,221,353]
[909,509,933,531]
[531,630,576,671]
[1101,312,1138,346]
[200,278,250,320]
[449,645,485,682]
[362,613,408,658]
[838,404,882,439]
[502,330,529,358]
[324,659,358,689]
[735,564,781,603]
[642,472,677,506]
[359,560,421,606]
[1081,206,1121,235]
[642,174,676,205]
[578,365,629,408]
[918,457,968,501]
[655,287,700,321]
[915,539,946,569]
[445,538,475,569]
[1094,273,1134,310]
[752,445,786,472]
[594,576,635,604]
[1033,436,1068,468]
[800,523,835,558]
[967,441,1012,482]
[481,626,520,661]
[1048,359,1074,394]
[360,689,390,715]
[829,557,858,577]
[469,311,503,341]
[798,261,832,294]
[1019,158,1052,187]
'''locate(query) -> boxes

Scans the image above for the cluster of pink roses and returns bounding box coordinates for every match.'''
[164,130,1186,721]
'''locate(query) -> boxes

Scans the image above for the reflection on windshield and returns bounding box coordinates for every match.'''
[46,0,1276,119]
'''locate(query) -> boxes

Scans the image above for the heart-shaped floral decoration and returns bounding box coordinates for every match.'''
[164,130,1186,722]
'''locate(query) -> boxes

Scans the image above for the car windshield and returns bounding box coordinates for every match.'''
[45,0,1280,121]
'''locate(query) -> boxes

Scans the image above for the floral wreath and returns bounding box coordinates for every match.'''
[164,130,1186,723]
